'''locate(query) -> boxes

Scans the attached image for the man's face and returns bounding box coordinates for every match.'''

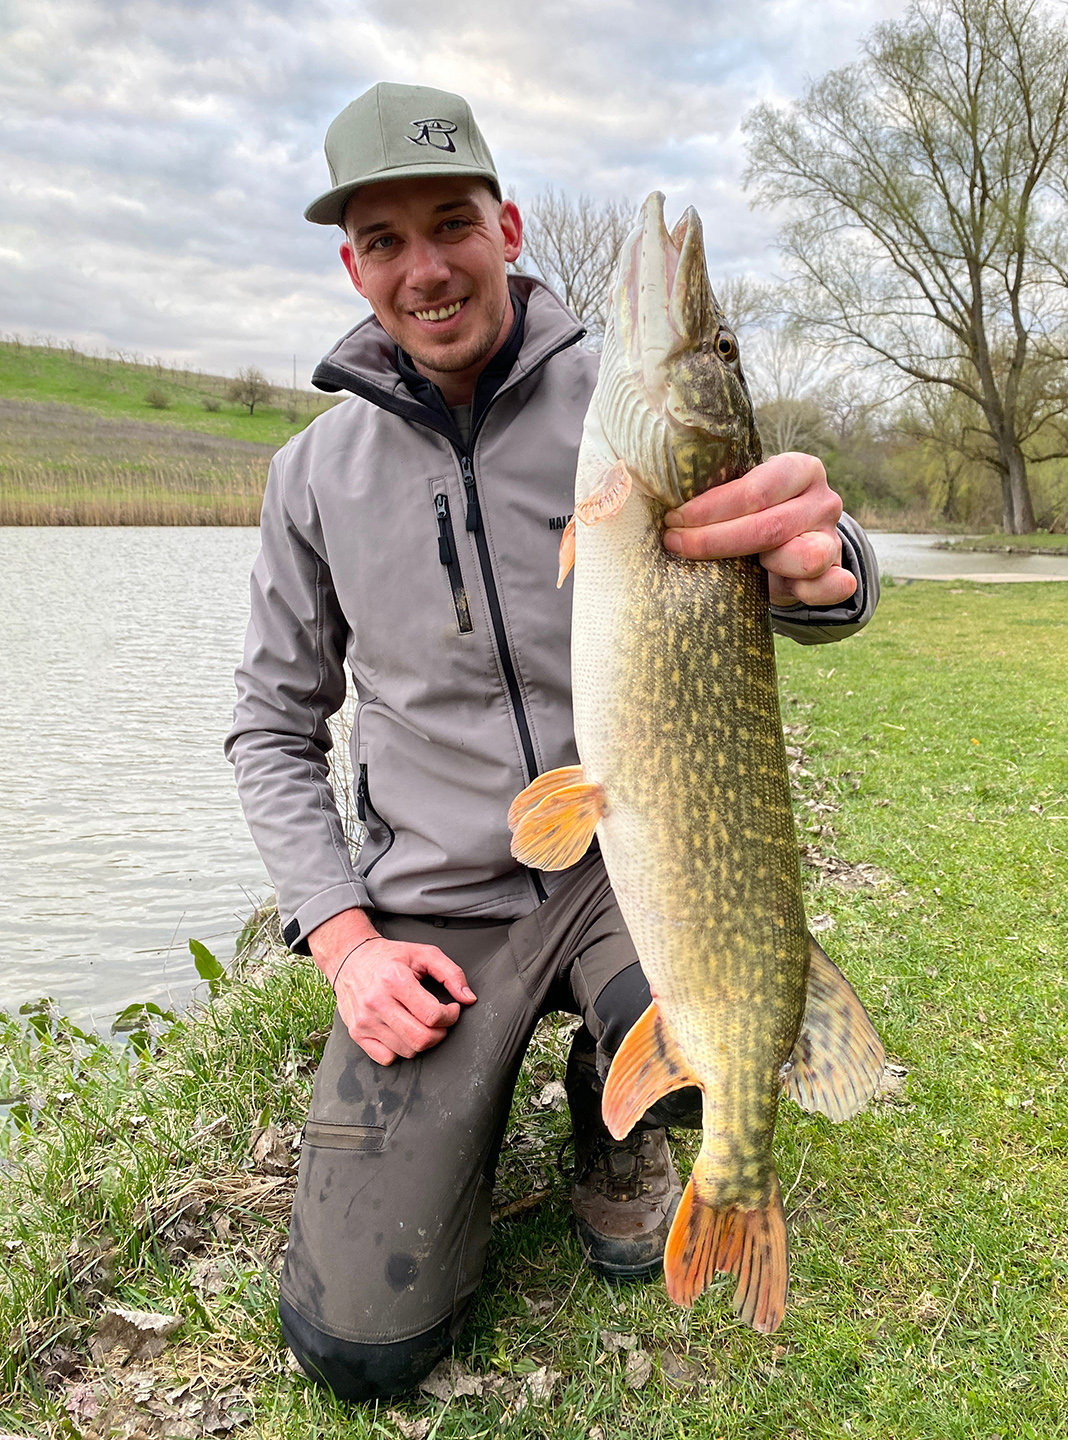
[340,177,523,389]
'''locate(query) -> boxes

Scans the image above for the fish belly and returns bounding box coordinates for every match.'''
[571,485,808,1210]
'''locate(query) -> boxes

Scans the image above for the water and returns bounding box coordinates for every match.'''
[0,528,269,1028]
[869,532,1068,581]
[1,526,1064,1031]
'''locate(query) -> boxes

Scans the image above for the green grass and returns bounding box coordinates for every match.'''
[2,582,1066,1438]
[0,341,339,449]
[942,532,1068,554]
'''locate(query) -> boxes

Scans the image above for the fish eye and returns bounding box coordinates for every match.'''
[715,330,738,364]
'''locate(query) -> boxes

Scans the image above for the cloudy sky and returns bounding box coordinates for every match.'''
[1,0,906,385]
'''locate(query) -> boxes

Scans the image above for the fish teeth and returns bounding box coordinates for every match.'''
[414,300,465,321]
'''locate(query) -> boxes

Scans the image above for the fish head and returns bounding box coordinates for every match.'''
[604,192,761,509]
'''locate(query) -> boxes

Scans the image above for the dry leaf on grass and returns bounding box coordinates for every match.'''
[248,1124,292,1175]
[386,1410,431,1440]
[599,1330,638,1352]
[90,1308,182,1363]
[418,1359,559,1409]
[623,1348,653,1389]
[531,1080,567,1110]
[63,1379,105,1422]
[660,1345,714,1388]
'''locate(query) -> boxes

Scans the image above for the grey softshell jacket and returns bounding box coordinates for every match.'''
[226,278,879,953]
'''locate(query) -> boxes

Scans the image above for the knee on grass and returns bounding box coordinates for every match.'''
[279,1296,454,1402]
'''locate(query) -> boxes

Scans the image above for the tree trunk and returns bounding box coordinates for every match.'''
[996,434,1036,535]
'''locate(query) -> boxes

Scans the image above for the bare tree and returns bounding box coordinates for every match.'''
[227,366,273,416]
[744,0,1068,533]
[515,188,634,342]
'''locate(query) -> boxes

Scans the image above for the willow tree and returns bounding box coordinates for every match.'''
[744,0,1068,533]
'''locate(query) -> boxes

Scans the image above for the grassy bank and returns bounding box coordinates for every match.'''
[939,532,1068,555]
[0,341,346,524]
[0,399,272,525]
[2,582,1066,1439]
[0,342,339,449]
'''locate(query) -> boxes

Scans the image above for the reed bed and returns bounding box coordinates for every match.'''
[0,399,273,525]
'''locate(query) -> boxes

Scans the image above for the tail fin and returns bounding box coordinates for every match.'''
[664,1170,788,1334]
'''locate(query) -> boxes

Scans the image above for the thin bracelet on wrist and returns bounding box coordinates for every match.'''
[331,937,375,992]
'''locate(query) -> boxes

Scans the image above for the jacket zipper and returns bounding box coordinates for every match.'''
[455,451,548,903]
[434,493,474,633]
[356,763,396,877]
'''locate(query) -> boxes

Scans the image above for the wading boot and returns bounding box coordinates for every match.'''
[564,1029,682,1281]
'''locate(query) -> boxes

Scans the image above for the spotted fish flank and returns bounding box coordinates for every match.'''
[509,192,885,1334]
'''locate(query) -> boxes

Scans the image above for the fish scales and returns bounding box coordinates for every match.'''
[592,530,808,1212]
[509,192,885,1333]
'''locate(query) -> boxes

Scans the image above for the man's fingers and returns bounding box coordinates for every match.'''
[768,565,858,608]
[418,948,477,1005]
[663,493,823,561]
[356,1035,398,1066]
[759,530,842,581]
[664,453,825,530]
[393,966,463,1031]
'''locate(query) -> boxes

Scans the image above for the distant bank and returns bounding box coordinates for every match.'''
[0,341,340,525]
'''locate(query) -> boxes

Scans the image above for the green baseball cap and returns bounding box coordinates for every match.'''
[305,82,501,227]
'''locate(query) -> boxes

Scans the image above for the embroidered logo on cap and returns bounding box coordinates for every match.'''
[407,118,458,152]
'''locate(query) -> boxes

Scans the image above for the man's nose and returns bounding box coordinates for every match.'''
[405,239,451,290]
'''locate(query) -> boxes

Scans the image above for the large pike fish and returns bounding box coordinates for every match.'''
[509,193,884,1334]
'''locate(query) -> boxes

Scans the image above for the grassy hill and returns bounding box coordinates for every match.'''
[0,341,344,523]
[0,340,340,447]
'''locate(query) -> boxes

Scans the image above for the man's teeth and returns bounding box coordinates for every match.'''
[414,300,465,321]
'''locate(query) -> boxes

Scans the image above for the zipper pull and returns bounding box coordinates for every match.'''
[434,493,453,565]
[459,455,481,532]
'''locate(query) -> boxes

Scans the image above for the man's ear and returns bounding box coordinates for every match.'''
[339,237,365,297]
[499,199,523,266]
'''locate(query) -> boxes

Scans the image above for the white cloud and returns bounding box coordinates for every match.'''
[0,0,908,378]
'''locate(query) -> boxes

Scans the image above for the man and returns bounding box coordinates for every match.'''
[226,82,878,1402]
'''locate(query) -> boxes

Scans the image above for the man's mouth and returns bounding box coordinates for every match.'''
[412,298,468,323]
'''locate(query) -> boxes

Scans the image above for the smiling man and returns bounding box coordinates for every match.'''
[226,82,878,1403]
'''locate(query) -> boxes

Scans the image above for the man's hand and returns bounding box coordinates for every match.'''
[661,452,857,609]
[308,909,475,1066]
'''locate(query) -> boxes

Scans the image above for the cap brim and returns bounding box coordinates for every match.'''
[305,163,502,226]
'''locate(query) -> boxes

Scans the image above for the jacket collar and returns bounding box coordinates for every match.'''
[311,277,586,439]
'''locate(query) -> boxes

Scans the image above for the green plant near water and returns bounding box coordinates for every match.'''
[2,583,1066,1439]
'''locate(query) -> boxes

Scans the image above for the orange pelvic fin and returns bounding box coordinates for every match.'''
[508,771,606,871]
[507,765,585,831]
[782,935,886,1123]
[574,460,633,526]
[664,1171,789,1333]
[556,515,577,587]
[601,1001,701,1140]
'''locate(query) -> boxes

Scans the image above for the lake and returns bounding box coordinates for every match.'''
[0,526,1063,1028]
[0,528,269,1026]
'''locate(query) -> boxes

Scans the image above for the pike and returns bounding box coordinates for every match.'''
[509,193,885,1333]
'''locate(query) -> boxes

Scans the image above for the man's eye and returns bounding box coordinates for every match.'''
[368,235,395,252]
[443,218,470,232]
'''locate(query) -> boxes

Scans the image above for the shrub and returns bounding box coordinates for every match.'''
[202,395,222,412]
[144,387,170,410]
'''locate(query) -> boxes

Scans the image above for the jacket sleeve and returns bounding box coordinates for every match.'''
[769,512,880,646]
[224,445,370,954]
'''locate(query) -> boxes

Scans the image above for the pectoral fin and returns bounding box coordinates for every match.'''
[508,768,606,870]
[782,936,886,1122]
[556,515,577,587]
[507,765,585,830]
[601,1001,701,1139]
[574,460,633,526]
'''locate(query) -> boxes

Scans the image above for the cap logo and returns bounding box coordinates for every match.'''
[406,117,458,152]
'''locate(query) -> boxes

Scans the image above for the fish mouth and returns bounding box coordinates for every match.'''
[614,192,719,396]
